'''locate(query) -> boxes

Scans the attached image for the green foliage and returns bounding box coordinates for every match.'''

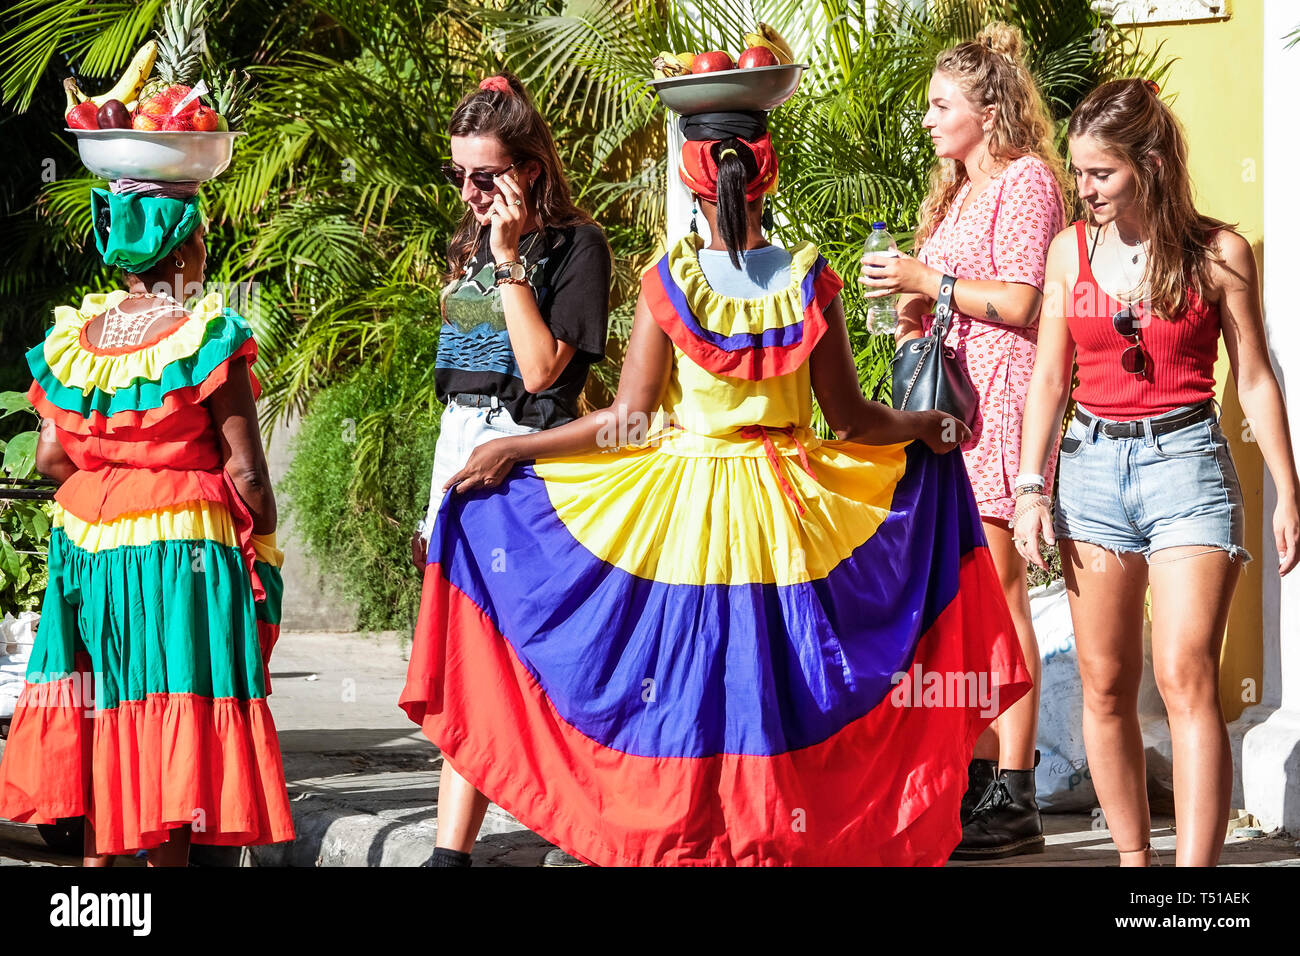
[0,392,52,613]
[499,0,1171,402]
[0,0,1173,612]
[0,0,165,112]
[279,316,441,630]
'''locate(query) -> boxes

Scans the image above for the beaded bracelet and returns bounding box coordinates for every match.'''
[1011,493,1052,528]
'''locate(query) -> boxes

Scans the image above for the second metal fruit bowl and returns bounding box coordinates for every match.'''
[649,64,806,114]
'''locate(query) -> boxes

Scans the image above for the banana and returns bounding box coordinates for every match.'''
[90,40,158,108]
[652,51,691,79]
[63,77,88,113]
[745,22,794,64]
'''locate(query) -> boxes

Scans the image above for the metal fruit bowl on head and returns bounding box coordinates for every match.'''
[67,129,245,182]
[648,64,805,114]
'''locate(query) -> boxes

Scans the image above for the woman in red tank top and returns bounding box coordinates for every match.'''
[1015,79,1300,866]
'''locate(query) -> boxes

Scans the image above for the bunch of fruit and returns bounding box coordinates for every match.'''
[63,0,249,133]
[652,22,794,78]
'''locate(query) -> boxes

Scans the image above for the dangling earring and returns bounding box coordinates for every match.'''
[689,197,698,235]
[174,255,185,268]
[761,204,774,232]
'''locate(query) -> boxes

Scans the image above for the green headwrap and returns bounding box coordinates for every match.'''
[91,188,203,273]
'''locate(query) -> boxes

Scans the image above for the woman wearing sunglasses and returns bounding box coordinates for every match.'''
[1015,78,1300,865]
[414,72,609,563]
[413,73,609,866]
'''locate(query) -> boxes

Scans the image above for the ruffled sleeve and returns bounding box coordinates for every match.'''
[26,291,259,435]
[642,236,842,381]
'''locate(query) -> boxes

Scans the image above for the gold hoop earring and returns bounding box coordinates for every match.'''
[174,255,185,268]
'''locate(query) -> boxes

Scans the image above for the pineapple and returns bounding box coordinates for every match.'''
[138,0,210,104]
[211,69,252,131]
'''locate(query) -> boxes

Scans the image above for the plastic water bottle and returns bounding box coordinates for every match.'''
[863,221,900,335]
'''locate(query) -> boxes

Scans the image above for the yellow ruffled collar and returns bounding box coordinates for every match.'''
[43,291,228,395]
[667,235,820,336]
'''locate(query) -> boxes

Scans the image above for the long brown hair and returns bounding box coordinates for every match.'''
[444,72,595,282]
[915,22,1070,248]
[1068,78,1233,320]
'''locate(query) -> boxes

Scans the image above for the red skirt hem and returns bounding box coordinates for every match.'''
[400,550,1030,866]
[0,684,295,855]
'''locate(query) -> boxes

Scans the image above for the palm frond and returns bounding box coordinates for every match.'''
[0,0,165,112]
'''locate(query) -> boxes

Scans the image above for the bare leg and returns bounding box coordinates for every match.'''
[1062,541,1151,865]
[436,758,490,853]
[146,826,192,867]
[982,519,1039,769]
[82,817,115,868]
[1148,547,1239,867]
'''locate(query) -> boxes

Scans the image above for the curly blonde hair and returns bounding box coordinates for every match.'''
[915,22,1071,249]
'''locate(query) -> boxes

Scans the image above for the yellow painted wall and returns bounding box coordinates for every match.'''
[1136,0,1263,720]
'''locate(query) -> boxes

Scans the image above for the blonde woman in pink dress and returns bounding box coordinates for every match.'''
[860,23,1067,858]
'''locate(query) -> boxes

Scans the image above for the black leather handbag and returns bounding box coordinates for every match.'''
[889,273,977,427]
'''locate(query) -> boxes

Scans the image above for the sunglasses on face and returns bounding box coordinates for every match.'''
[1113,307,1148,377]
[441,162,516,192]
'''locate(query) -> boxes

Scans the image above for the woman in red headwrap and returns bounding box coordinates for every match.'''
[400,110,1032,866]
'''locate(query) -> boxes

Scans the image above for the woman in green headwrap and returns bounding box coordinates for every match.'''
[0,183,295,866]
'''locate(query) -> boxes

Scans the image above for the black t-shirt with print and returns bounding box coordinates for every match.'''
[434,223,610,429]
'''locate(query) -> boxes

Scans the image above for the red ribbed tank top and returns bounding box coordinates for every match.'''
[1067,220,1221,421]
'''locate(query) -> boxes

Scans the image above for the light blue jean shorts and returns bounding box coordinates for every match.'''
[1053,401,1251,562]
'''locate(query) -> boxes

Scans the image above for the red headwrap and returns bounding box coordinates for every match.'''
[678,134,779,203]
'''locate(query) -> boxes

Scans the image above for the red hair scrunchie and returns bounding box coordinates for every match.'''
[678,134,779,204]
[479,75,513,95]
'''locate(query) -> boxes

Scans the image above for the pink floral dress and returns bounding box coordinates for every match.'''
[917,155,1064,523]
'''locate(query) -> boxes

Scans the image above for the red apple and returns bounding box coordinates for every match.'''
[692,51,735,73]
[66,100,100,129]
[738,46,778,68]
[191,105,219,131]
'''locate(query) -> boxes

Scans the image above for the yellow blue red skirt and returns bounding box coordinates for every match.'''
[400,425,1030,866]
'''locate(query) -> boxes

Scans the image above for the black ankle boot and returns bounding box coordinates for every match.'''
[949,765,1045,860]
[960,759,999,826]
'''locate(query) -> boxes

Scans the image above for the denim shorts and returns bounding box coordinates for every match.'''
[1053,402,1251,562]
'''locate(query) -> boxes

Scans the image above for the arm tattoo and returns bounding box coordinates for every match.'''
[985,301,1001,323]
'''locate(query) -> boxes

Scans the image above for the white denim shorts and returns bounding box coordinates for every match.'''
[417,398,538,545]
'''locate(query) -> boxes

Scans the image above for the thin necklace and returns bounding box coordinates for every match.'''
[1088,224,1148,301]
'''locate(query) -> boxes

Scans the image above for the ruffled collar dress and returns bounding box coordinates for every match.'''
[400,237,1031,865]
[0,291,293,855]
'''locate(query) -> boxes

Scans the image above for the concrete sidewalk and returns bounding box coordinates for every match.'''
[247,629,551,867]
[255,632,1300,868]
[3,630,1298,867]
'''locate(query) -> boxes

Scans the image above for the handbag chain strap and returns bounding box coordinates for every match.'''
[899,274,958,409]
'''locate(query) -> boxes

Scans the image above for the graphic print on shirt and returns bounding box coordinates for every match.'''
[436,257,550,379]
